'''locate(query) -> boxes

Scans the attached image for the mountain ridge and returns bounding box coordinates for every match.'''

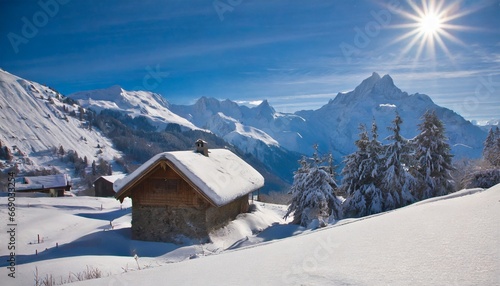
[70,86,200,131]
[0,69,488,190]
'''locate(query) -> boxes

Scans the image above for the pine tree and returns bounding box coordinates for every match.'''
[285,146,341,227]
[340,125,369,217]
[58,145,65,156]
[381,112,416,209]
[365,120,384,213]
[483,127,500,167]
[413,110,455,200]
[341,123,385,218]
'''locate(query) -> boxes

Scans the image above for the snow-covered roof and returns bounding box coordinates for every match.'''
[95,174,126,184]
[114,149,264,207]
[16,174,70,191]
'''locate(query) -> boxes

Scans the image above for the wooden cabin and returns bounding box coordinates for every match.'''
[94,174,126,197]
[16,174,71,197]
[114,140,264,243]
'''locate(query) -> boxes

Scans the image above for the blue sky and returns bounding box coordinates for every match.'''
[1,0,499,122]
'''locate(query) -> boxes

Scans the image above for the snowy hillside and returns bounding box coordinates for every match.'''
[69,86,200,131]
[1,185,497,285]
[0,69,120,171]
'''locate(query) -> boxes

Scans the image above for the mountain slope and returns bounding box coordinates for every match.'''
[69,88,298,187]
[69,86,200,131]
[294,72,486,159]
[171,73,486,170]
[0,69,120,169]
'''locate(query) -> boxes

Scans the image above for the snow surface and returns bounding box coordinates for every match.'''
[81,185,499,286]
[69,85,200,131]
[0,69,121,173]
[114,149,265,206]
[1,185,497,285]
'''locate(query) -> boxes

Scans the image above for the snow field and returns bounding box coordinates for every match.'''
[74,185,498,285]
[0,185,497,285]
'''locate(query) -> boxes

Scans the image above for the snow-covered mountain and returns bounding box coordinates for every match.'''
[172,73,486,162]
[171,97,304,151]
[69,86,200,131]
[293,72,487,159]
[473,119,500,132]
[171,98,303,183]
[3,69,486,188]
[0,69,120,171]
[69,87,300,185]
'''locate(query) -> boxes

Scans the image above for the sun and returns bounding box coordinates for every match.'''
[419,12,442,36]
[389,0,473,64]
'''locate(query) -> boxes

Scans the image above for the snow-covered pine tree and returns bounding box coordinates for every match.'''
[483,127,500,167]
[413,110,455,200]
[365,119,384,213]
[340,125,369,217]
[285,146,341,227]
[381,112,416,209]
[341,122,385,218]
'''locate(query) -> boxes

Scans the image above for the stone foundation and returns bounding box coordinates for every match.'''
[205,196,249,231]
[132,205,208,243]
[131,196,250,243]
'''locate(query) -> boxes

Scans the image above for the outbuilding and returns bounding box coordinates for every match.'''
[16,174,71,197]
[94,174,126,197]
[114,140,264,243]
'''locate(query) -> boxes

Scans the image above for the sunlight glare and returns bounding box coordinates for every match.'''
[419,13,442,35]
[389,0,474,65]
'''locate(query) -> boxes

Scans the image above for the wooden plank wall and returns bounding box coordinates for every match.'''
[132,164,207,207]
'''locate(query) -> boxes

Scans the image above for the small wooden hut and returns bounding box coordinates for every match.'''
[114,140,264,243]
[94,174,126,197]
[16,174,71,197]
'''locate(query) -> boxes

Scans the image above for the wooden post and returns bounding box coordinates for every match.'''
[36,250,38,255]
[38,234,40,244]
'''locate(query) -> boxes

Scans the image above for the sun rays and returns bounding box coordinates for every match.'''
[389,0,475,66]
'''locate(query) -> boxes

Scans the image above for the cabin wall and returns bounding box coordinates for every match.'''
[94,179,115,197]
[128,163,252,243]
[131,166,208,208]
[131,205,209,243]
[205,195,249,231]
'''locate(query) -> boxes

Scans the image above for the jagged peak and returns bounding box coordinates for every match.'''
[379,74,394,86]
[371,71,381,79]
[195,96,221,107]
[372,74,404,99]
[353,72,382,95]
[255,99,275,113]
[258,99,270,107]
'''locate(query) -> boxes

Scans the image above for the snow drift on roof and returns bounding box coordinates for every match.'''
[97,174,126,184]
[17,174,70,191]
[114,149,264,206]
